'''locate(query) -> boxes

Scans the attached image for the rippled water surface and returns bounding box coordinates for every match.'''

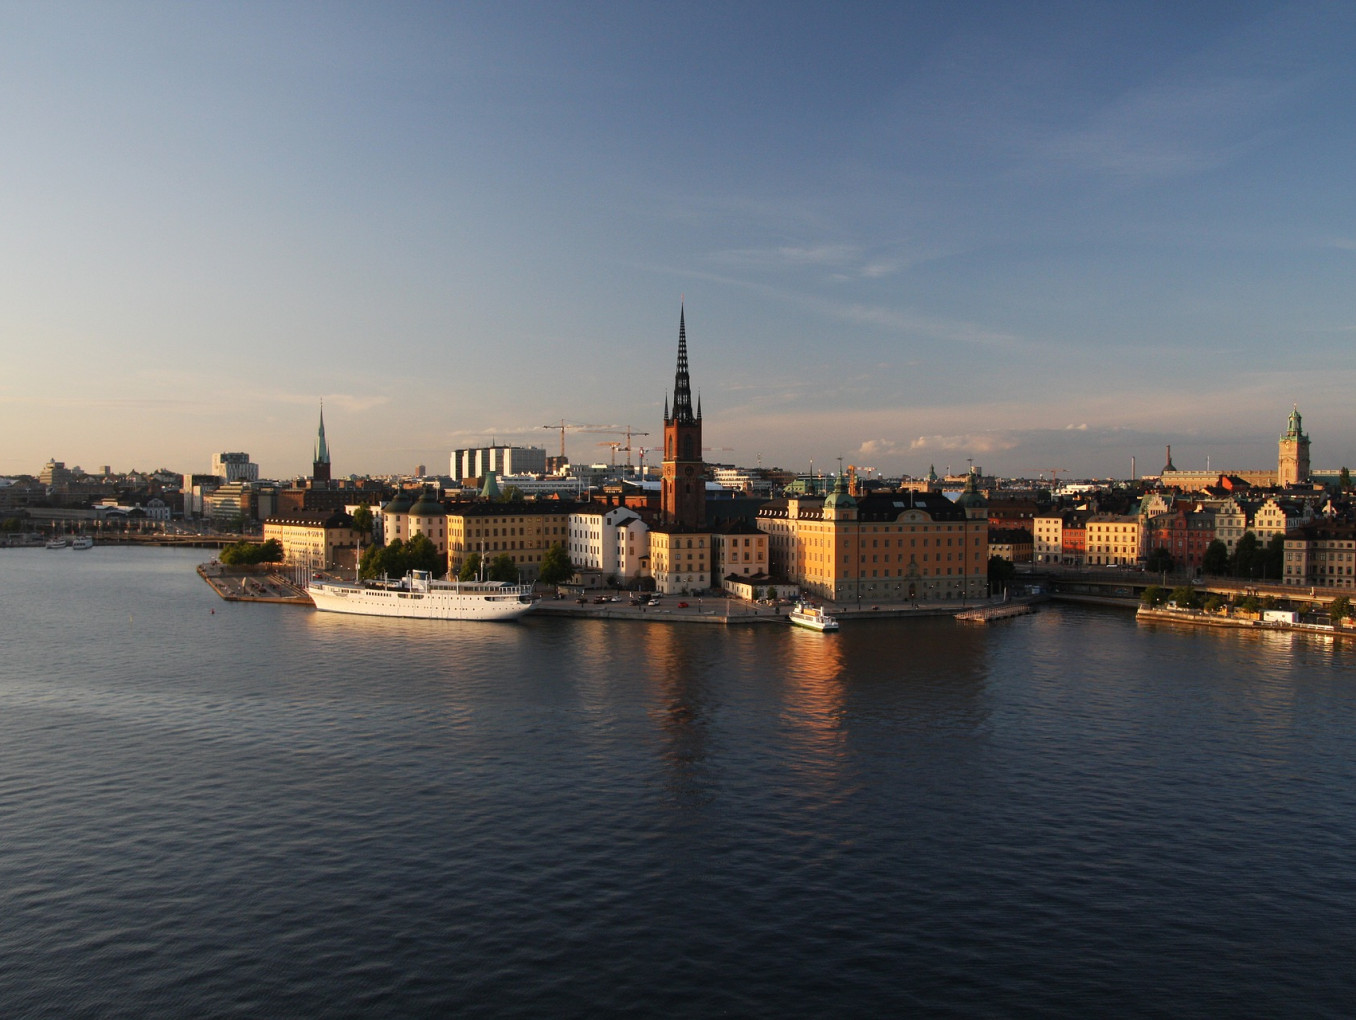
[2,548,1355,1016]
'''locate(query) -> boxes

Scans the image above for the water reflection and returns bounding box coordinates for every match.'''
[640,625,718,809]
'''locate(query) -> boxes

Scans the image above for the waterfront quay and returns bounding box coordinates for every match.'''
[197,561,1019,625]
[198,562,310,605]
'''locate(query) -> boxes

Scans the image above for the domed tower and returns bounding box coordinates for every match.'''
[957,469,988,521]
[1278,405,1310,487]
[661,304,704,527]
[381,489,414,546]
[823,473,858,521]
[406,488,448,561]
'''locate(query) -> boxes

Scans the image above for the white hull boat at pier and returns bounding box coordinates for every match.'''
[309,569,536,621]
[788,600,839,632]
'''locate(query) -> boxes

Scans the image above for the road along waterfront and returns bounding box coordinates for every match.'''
[3,546,1355,1016]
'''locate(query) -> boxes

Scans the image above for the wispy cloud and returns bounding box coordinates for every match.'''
[909,432,1022,456]
[1031,61,1303,186]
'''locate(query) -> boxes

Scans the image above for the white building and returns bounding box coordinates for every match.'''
[451,445,547,482]
[615,517,651,583]
[211,452,259,482]
[568,504,643,582]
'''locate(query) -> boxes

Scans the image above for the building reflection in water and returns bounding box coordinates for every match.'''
[641,624,719,811]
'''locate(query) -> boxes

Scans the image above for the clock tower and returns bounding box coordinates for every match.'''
[661,305,704,527]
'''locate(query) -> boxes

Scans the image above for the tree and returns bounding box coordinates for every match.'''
[1169,585,1198,609]
[1202,539,1229,577]
[488,553,518,582]
[498,485,524,503]
[750,586,765,602]
[351,504,374,539]
[1238,594,1262,614]
[1203,594,1224,613]
[1231,531,1261,579]
[404,533,443,576]
[1141,585,1166,608]
[1146,547,1174,574]
[1341,467,1351,492]
[458,551,482,582]
[1262,534,1286,581]
[1329,595,1352,625]
[219,539,282,566]
[538,542,574,586]
[988,555,1016,593]
[359,542,391,579]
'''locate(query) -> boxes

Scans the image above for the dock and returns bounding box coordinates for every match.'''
[955,601,1037,623]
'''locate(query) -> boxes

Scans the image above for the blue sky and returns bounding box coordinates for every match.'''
[2,2,1354,480]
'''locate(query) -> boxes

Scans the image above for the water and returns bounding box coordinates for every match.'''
[2,547,1354,1016]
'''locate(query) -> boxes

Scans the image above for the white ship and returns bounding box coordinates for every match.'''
[788,600,839,632]
[309,569,536,621]
[71,536,94,550]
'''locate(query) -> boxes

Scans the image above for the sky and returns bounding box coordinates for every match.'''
[2,1,1355,481]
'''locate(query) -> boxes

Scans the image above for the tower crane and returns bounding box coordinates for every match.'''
[541,421,614,459]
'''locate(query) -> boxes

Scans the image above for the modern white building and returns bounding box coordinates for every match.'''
[451,445,547,482]
[211,452,259,482]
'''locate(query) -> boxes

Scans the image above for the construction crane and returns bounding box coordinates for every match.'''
[541,421,614,459]
[847,465,876,496]
[596,441,624,466]
[609,426,651,468]
[1041,468,1070,488]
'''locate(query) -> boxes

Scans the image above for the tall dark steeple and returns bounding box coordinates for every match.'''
[312,402,332,483]
[661,304,705,527]
[670,304,697,425]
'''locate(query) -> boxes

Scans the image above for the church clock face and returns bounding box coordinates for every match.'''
[684,466,694,476]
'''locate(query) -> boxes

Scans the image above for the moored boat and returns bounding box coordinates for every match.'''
[788,600,839,632]
[309,569,536,621]
[71,536,94,550]
[45,538,67,550]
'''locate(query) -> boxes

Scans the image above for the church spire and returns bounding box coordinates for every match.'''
[671,303,695,425]
[314,402,330,465]
[312,401,332,483]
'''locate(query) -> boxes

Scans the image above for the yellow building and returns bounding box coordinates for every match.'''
[263,509,359,572]
[446,501,575,581]
[713,522,769,585]
[757,479,988,603]
[1085,514,1143,567]
[648,528,712,594]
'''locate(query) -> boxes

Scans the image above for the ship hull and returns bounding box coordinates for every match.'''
[309,575,535,621]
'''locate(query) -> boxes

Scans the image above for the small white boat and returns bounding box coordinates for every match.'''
[45,538,67,550]
[71,536,94,550]
[788,600,839,632]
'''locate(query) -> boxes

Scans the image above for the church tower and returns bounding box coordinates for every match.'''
[313,402,332,483]
[661,305,704,526]
[1278,405,1310,487]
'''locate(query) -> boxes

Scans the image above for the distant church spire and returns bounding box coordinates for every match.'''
[670,303,695,425]
[313,401,332,483]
